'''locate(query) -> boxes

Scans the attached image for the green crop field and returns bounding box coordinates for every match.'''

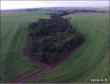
[0,11,49,82]
[0,10,109,83]
[29,13,109,83]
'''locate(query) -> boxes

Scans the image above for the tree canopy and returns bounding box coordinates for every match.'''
[28,14,84,64]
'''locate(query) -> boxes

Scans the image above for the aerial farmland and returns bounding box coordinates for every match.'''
[0,1,109,83]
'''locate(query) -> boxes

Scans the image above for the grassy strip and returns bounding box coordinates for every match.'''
[0,11,49,82]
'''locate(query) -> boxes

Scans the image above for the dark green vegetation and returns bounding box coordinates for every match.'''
[28,15,84,63]
[0,9,109,83]
[30,13,109,83]
[0,12,49,82]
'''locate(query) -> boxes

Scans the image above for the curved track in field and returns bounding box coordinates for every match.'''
[16,62,50,83]
[12,38,85,83]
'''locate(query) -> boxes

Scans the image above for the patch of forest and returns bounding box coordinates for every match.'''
[27,14,85,64]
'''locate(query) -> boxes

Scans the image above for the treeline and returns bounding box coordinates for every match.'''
[28,14,84,63]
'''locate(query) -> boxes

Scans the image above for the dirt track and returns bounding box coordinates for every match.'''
[18,62,50,83]
[11,37,85,83]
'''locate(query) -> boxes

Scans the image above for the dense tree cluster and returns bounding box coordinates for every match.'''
[28,15,84,63]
